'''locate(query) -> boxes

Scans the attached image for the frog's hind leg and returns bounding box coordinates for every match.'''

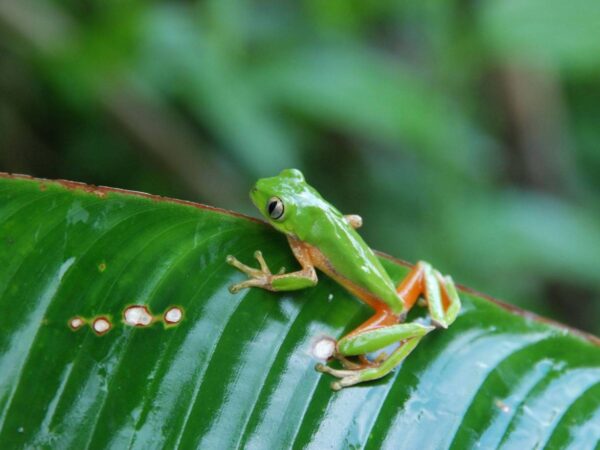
[317,334,426,390]
[319,320,434,386]
[330,304,398,369]
[397,261,461,328]
[318,263,461,389]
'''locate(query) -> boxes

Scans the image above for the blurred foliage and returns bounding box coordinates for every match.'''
[0,0,599,334]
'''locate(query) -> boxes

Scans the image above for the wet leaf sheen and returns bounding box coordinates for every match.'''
[0,174,598,449]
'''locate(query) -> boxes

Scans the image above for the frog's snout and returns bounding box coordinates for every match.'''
[249,186,260,208]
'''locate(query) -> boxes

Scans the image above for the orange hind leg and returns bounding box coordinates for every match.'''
[397,261,454,326]
[330,261,458,369]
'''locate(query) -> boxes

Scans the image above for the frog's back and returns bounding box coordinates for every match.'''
[298,207,403,313]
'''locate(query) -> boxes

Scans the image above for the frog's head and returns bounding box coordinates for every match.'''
[250,168,322,235]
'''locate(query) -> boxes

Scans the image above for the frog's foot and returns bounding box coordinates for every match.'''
[226,251,279,293]
[317,337,423,390]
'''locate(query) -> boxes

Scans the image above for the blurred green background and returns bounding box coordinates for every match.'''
[1,0,599,334]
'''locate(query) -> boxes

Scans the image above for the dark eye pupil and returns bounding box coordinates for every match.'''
[268,201,277,215]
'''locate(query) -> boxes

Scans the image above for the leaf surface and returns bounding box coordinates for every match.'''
[0,174,598,449]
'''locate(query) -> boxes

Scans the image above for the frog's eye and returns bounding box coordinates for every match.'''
[267,197,284,220]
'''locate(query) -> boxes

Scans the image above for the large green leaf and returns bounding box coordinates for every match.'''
[0,173,598,449]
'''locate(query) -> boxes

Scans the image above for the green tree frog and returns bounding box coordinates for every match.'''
[226,169,460,390]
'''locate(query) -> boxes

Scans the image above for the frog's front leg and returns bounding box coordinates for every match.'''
[226,238,317,293]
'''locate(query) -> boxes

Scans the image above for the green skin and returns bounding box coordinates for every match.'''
[227,169,460,390]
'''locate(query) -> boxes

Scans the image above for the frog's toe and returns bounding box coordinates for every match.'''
[226,255,248,272]
[229,278,258,294]
[253,250,273,274]
[332,375,362,390]
[226,255,264,278]
[314,363,355,378]
[331,381,343,391]
[228,282,244,294]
